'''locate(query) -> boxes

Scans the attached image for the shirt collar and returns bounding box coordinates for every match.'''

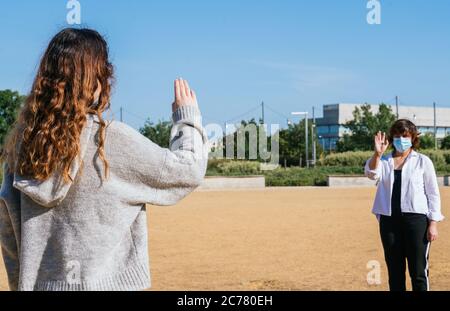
[410,149,419,157]
[387,149,418,161]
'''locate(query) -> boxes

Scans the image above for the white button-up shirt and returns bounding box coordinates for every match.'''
[364,150,444,222]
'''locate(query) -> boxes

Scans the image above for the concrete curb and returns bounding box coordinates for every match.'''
[198,176,265,190]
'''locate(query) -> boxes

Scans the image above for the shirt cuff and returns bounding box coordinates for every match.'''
[427,212,445,222]
[365,169,380,181]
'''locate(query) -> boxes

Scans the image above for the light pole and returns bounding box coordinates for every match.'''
[434,102,437,150]
[312,106,316,166]
[291,111,309,168]
[318,135,325,152]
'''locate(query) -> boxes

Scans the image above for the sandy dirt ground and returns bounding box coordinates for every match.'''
[1,187,449,291]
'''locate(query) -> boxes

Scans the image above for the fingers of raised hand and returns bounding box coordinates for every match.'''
[174,79,181,102]
[173,78,198,110]
[376,132,387,145]
[182,79,191,97]
[190,88,197,102]
[178,79,192,99]
[375,131,381,143]
[174,78,190,100]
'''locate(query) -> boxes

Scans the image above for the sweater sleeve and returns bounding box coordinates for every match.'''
[111,105,209,206]
[0,162,21,291]
[157,105,209,204]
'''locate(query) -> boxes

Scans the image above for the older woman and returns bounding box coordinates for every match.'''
[365,119,444,291]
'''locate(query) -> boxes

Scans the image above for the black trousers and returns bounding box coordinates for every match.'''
[379,213,430,291]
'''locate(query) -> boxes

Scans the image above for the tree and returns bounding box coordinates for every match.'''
[278,119,323,167]
[441,135,450,150]
[0,90,26,147]
[139,119,172,148]
[418,133,435,150]
[336,103,396,152]
[217,118,320,167]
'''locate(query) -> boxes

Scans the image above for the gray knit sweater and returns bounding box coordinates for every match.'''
[0,105,208,291]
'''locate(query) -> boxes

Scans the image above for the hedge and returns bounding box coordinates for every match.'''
[319,149,450,168]
[205,150,450,187]
[318,151,373,167]
[206,159,261,176]
[264,166,363,187]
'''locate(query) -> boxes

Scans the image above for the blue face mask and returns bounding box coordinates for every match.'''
[393,137,412,153]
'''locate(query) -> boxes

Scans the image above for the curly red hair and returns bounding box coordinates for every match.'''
[2,28,114,183]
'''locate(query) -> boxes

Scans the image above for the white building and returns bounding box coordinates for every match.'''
[315,103,450,150]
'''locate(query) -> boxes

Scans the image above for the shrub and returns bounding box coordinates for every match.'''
[206,159,261,176]
[441,135,450,150]
[441,150,450,164]
[205,150,450,185]
[420,150,446,167]
[318,151,373,167]
[319,149,450,168]
[265,166,363,187]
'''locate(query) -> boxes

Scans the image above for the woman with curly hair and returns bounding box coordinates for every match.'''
[0,28,208,291]
[365,119,444,291]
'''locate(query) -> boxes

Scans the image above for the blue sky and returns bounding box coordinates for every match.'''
[0,0,449,129]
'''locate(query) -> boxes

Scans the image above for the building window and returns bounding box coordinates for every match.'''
[329,125,339,134]
[317,126,329,135]
[330,138,338,150]
[419,126,431,134]
[318,137,329,151]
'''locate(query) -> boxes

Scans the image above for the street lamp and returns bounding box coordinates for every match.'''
[291,111,309,168]
[318,135,326,152]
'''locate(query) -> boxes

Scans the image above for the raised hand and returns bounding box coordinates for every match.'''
[374,131,389,156]
[172,78,198,113]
